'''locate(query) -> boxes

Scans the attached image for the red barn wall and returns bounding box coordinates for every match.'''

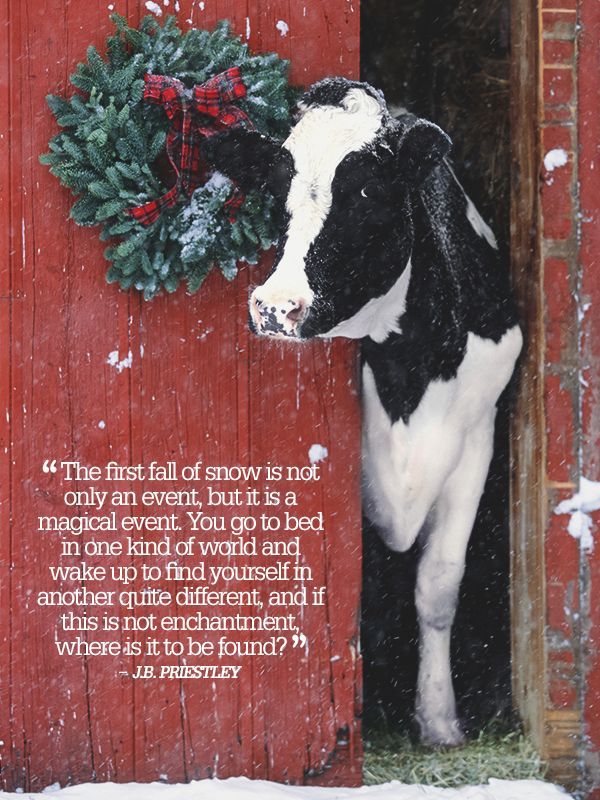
[0,0,362,791]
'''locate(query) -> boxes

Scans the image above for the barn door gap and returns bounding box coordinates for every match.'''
[360,0,516,742]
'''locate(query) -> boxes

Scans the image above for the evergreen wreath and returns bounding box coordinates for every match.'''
[40,14,295,299]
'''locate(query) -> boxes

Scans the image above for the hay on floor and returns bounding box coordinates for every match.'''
[363,729,547,787]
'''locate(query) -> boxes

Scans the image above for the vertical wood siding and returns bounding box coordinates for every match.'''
[0,0,362,790]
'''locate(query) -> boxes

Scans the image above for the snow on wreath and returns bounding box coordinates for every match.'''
[40,14,296,299]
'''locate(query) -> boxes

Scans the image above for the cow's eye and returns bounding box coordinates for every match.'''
[359,181,383,201]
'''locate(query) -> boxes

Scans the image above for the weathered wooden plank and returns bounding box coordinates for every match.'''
[0,0,13,785]
[508,0,546,753]
[5,0,137,789]
[63,0,138,783]
[8,1,92,788]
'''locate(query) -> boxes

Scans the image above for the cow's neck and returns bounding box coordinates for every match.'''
[361,164,517,424]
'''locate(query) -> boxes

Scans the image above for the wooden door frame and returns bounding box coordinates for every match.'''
[509,0,593,791]
[509,0,547,752]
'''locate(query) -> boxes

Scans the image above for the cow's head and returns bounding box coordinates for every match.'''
[204,78,451,341]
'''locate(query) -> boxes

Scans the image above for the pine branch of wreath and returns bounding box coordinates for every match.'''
[40,14,297,300]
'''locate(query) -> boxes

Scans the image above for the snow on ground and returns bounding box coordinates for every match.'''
[0,776,571,800]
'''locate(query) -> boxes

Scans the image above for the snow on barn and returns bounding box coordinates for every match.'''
[0,0,599,797]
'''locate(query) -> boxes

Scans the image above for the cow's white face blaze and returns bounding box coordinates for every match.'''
[249,87,386,338]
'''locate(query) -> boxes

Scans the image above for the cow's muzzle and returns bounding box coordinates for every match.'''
[249,288,310,339]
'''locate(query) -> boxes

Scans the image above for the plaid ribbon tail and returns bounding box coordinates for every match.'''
[127,185,179,226]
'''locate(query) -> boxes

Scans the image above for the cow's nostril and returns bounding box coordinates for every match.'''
[250,292,308,335]
[286,299,308,324]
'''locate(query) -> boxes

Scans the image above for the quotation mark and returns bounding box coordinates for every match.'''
[292,633,307,649]
[43,459,58,474]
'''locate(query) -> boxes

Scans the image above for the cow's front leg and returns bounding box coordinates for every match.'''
[414,416,495,747]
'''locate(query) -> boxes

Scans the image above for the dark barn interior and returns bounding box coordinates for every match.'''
[360,0,515,737]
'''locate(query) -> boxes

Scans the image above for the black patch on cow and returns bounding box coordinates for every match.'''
[362,163,518,424]
[296,136,413,338]
[299,77,385,111]
[294,113,456,340]
[265,158,295,227]
[202,129,293,195]
[396,120,452,182]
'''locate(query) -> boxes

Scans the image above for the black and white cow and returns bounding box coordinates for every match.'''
[205,78,522,747]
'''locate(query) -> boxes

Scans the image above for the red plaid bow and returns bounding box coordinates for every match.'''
[128,67,251,226]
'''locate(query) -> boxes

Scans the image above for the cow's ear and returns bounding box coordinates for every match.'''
[202,129,281,192]
[396,120,452,183]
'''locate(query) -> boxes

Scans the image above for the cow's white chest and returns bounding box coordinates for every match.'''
[361,325,522,551]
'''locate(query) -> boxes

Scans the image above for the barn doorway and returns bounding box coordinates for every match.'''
[360,0,516,738]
